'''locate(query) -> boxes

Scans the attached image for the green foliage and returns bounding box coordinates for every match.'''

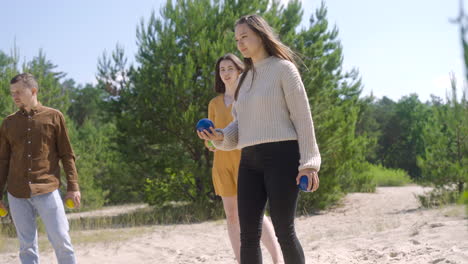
[291,3,372,212]
[105,0,310,205]
[344,162,376,192]
[355,95,381,162]
[418,187,462,208]
[417,75,467,194]
[2,1,437,218]
[416,3,468,209]
[357,94,430,179]
[93,46,142,204]
[66,80,136,205]
[461,191,468,214]
[101,0,374,210]
[68,83,106,127]
[367,164,411,187]
[386,95,429,178]
[64,120,115,209]
[0,50,18,117]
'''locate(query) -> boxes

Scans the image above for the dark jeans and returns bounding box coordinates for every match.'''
[238,140,305,264]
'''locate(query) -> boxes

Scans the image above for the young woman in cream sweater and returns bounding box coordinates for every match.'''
[198,15,321,264]
[206,53,282,264]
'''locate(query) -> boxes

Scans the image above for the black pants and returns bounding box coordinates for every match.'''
[238,140,305,264]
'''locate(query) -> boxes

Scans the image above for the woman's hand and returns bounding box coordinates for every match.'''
[197,127,224,141]
[296,168,319,192]
[204,140,217,152]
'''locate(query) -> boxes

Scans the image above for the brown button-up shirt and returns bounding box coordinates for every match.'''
[0,103,79,198]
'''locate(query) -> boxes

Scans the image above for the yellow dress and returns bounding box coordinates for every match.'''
[208,95,241,197]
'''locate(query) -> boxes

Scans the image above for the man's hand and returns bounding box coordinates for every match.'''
[0,200,8,216]
[65,191,81,208]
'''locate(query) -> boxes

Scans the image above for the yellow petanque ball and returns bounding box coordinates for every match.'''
[65,199,75,209]
[0,208,8,217]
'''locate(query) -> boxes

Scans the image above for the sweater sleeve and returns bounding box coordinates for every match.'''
[212,103,239,150]
[281,62,321,171]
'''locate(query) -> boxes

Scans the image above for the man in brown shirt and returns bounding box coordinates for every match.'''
[0,73,80,264]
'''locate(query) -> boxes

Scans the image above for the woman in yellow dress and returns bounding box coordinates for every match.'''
[205,53,282,263]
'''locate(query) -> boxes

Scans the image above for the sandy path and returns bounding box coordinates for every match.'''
[66,204,148,220]
[1,186,466,264]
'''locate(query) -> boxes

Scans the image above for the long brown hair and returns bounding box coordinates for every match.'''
[234,14,298,100]
[214,53,244,93]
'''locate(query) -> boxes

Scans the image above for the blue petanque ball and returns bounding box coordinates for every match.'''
[196,118,214,132]
[298,175,311,192]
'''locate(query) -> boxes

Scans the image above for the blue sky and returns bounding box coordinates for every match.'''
[0,0,464,102]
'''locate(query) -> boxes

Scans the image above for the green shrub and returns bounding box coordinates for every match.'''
[460,191,468,214]
[418,187,461,208]
[369,164,412,186]
[342,162,376,193]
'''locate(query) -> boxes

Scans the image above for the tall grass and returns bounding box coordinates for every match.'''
[348,163,411,192]
[462,191,468,214]
[418,186,466,208]
[369,164,412,186]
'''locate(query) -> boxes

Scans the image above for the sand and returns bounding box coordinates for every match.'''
[1,186,466,264]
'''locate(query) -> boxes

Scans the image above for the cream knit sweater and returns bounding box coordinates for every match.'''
[213,56,321,171]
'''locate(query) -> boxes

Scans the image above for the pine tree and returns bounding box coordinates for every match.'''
[417,2,468,202]
[384,94,429,178]
[355,94,381,163]
[110,0,372,208]
[113,0,295,204]
[0,49,19,117]
[418,75,467,194]
[22,49,70,113]
[291,2,370,209]
[455,0,468,208]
